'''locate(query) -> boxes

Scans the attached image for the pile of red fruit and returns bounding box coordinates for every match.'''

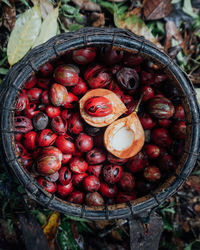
[14,46,186,206]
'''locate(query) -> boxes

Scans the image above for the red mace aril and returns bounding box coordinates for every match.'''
[59,167,72,185]
[152,128,172,147]
[128,152,148,173]
[123,54,143,67]
[158,119,172,128]
[40,146,63,161]
[20,153,33,168]
[148,97,175,119]
[51,116,67,135]
[61,110,68,120]
[57,182,73,197]
[86,148,106,165]
[33,112,49,130]
[36,129,57,147]
[85,192,104,206]
[23,131,37,150]
[39,62,53,77]
[108,81,124,101]
[63,92,78,109]
[141,86,154,102]
[100,182,117,198]
[16,142,27,156]
[71,78,87,96]
[158,154,176,172]
[75,133,93,152]
[84,96,112,117]
[73,172,87,186]
[99,47,123,65]
[83,175,100,192]
[24,103,40,118]
[107,153,128,165]
[68,112,84,135]
[15,133,23,141]
[144,144,160,159]
[25,75,37,89]
[53,65,79,86]
[50,83,68,106]
[37,78,51,89]
[37,155,61,175]
[119,172,135,192]
[143,166,161,182]
[41,90,50,104]
[103,165,122,184]
[67,190,84,204]
[16,92,29,112]
[87,164,103,177]
[116,67,139,91]
[45,171,59,182]
[37,177,56,194]
[27,88,42,103]
[73,47,96,64]
[139,113,156,130]
[141,70,155,85]
[174,105,185,120]
[84,64,112,89]
[171,121,186,139]
[116,192,136,203]
[15,116,33,133]
[55,135,75,154]
[69,157,88,174]
[32,148,41,159]
[45,105,61,118]
[62,154,72,164]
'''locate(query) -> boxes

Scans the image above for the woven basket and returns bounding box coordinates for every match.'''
[0,27,199,220]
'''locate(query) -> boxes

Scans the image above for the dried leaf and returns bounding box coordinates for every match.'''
[143,0,172,20]
[40,0,54,19]
[186,176,200,193]
[32,6,59,48]
[43,212,60,243]
[72,0,101,12]
[91,13,105,27]
[7,4,41,66]
[114,13,162,49]
[3,0,16,31]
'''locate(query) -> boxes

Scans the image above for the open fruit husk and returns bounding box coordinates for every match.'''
[79,88,127,127]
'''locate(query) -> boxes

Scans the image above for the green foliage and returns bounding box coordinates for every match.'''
[183,0,198,19]
[160,202,176,231]
[68,24,83,32]
[184,240,200,250]
[147,21,165,37]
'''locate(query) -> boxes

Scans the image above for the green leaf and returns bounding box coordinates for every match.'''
[68,24,83,32]
[0,68,9,75]
[192,170,200,175]
[7,4,42,66]
[2,0,12,7]
[32,6,59,48]
[183,0,198,18]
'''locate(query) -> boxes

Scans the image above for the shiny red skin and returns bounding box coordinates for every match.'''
[154,73,167,84]
[122,95,133,105]
[55,135,75,154]
[25,75,37,89]
[125,101,137,116]
[36,129,57,147]
[73,47,96,64]
[27,88,42,103]
[67,190,84,204]
[37,78,51,89]
[75,133,93,152]
[123,54,143,67]
[73,173,87,186]
[107,153,128,165]
[174,105,185,121]
[128,152,148,173]
[139,113,156,130]
[84,96,112,117]
[118,172,135,192]
[16,142,27,156]
[16,93,29,112]
[23,131,37,150]
[41,90,50,104]
[69,157,88,174]
[61,110,68,120]
[158,154,176,172]
[141,70,155,85]
[93,133,104,147]
[83,175,100,192]
[50,83,68,106]
[37,177,56,194]
[24,103,40,119]
[143,144,160,159]
[108,81,124,101]
[103,165,123,184]
[116,192,136,203]
[85,192,104,206]
[63,92,78,109]
[45,106,61,118]
[99,47,123,65]
[100,182,117,198]
[53,65,79,86]
[40,146,63,161]
[14,116,33,133]
[171,121,186,139]
[158,119,172,128]
[144,166,161,182]
[141,86,154,101]
[86,148,106,165]
[152,128,172,147]
[37,104,46,111]
[68,113,84,135]
[20,154,33,168]
[62,153,72,164]
[15,133,23,141]
[71,78,87,96]
[32,148,41,159]
[87,164,103,177]
[37,155,61,175]
[51,116,67,135]
[57,182,73,197]
[59,167,72,185]
[39,62,53,77]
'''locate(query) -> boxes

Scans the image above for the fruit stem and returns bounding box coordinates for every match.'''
[134,94,144,113]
